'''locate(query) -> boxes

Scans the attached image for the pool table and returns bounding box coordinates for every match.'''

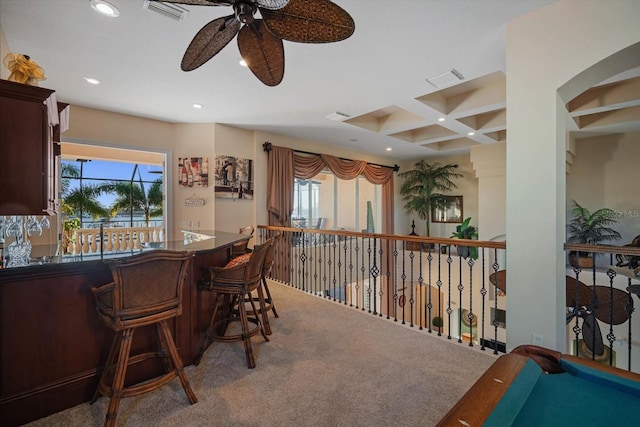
[437,345,640,426]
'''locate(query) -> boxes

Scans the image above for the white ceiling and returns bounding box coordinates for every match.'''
[0,0,569,160]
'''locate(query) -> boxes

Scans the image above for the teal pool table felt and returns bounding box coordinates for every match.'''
[484,359,640,426]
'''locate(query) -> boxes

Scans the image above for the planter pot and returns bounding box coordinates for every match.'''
[569,253,594,269]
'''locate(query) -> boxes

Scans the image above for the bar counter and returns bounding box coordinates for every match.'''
[0,231,249,426]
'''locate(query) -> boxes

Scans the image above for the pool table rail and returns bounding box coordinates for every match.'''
[437,345,640,426]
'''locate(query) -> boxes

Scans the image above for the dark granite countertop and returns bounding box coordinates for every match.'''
[0,230,248,273]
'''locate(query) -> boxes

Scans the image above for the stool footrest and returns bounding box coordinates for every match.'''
[211,317,261,343]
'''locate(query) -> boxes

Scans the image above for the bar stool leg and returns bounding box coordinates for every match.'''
[255,285,272,336]
[156,323,173,373]
[92,332,119,404]
[194,293,222,366]
[158,321,198,404]
[237,293,256,369]
[104,328,134,427]
[262,277,279,318]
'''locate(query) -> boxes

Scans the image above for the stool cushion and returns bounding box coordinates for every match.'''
[226,253,251,268]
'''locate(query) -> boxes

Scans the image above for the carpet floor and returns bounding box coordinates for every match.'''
[25,281,496,427]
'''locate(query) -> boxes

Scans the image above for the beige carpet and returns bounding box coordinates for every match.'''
[25,281,496,427]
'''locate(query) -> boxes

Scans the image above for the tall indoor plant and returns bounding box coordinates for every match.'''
[398,161,462,237]
[567,200,621,268]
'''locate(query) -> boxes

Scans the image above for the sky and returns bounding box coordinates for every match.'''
[62,159,163,208]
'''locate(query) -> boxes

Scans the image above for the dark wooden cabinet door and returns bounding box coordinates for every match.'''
[0,79,57,215]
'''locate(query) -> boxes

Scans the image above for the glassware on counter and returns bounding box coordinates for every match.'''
[1,215,51,268]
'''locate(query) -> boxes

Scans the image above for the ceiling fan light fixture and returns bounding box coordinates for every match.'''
[90,0,120,18]
[239,58,248,67]
[234,2,257,24]
[257,0,290,10]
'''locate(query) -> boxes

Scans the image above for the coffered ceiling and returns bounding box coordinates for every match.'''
[1,0,637,160]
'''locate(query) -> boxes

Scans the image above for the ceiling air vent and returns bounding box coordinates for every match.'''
[426,69,464,88]
[143,0,189,21]
[325,112,351,121]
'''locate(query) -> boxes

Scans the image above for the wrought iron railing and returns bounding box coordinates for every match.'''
[258,226,508,355]
[565,243,640,372]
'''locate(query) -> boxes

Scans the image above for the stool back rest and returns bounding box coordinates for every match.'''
[262,232,282,276]
[244,238,273,288]
[239,225,255,236]
[231,225,255,257]
[106,250,193,321]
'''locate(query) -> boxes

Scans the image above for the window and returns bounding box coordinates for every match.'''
[292,171,381,232]
[292,178,320,228]
[60,158,164,229]
[58,143,166,256]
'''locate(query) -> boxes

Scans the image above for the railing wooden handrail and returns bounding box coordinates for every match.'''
[257,225,507,250]
[564,243,640,257]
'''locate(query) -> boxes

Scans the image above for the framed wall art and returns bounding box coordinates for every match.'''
[431,195,463,223]
[214,155,254,200]
[178,157,208,188]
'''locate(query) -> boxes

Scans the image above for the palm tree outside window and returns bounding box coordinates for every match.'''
[60,159,164,229]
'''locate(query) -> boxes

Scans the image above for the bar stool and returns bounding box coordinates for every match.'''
[243,231,282,334]
[230,225,254,258]
[195,239,272,368]
[91,250,197,427]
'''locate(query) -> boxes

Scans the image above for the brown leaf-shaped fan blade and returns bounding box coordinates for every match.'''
[181,15,240,71]
[261,0,355,43]
[160,0,231,6]
[581,315,605,357]
[237,20,285,86]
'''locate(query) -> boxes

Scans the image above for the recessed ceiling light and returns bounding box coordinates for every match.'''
[468,131,475,136]
[386,147,392,151]
[239,59,248,67]
[438,117,446,122]
[83,77,101,85]
[90,0,120,17]
[192,103,203,109]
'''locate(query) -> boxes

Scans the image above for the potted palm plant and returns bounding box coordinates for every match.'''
[567,200,621,268]
[398,161,462,238]
[451,217,478,260]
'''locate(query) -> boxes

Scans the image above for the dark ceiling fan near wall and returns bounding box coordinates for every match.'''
[159,0,355,86]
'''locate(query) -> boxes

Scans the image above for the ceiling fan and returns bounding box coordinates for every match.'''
[158,0,355,86]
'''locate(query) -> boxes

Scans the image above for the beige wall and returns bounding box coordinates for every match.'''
[506,0,640,351]
[398,153,479,239]
[173,123,216,235]
[0,28,9,80]
[252,129,401,231]
[63,105,217,240]
[470,142,506,242]
[567,131,640,244]
[213,124,256,234]
[47,105,403,243]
